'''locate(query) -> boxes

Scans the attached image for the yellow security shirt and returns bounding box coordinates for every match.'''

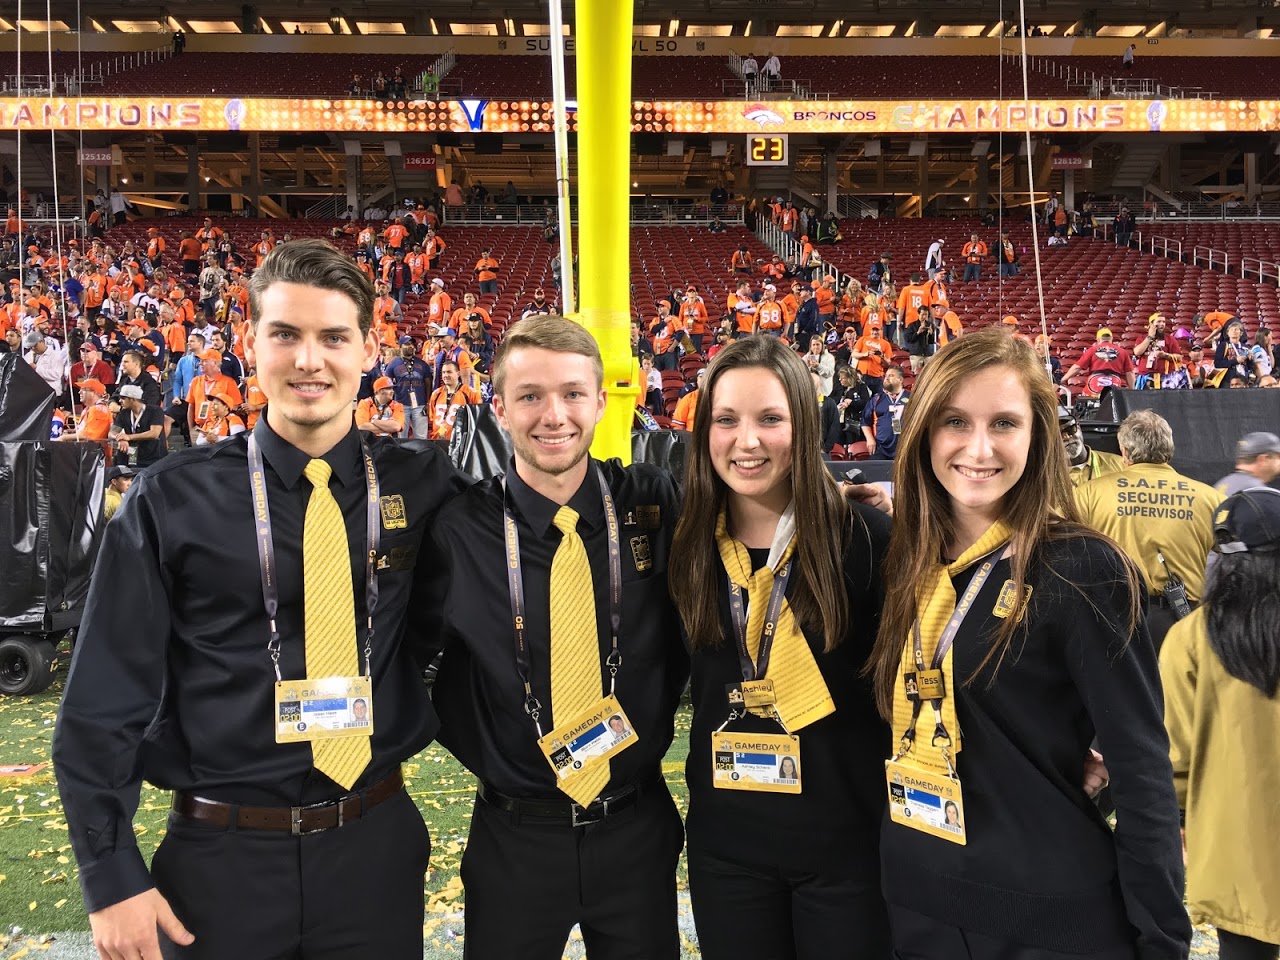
[1069,448,1125,488]
[1075,462,1223,601]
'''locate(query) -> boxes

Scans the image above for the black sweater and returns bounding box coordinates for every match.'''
[879,536,1191,959]
[684,502,893,871]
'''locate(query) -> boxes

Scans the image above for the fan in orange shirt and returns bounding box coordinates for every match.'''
[679,286,709,352]
[383,220,410,251]
[254,231,276,268]
[242,373,268,430]
[355,377,405,437]
[671,368,705,432]
[851,322,891,393]
[427,360,482,441]
[428,278,452,327]
[474,248,500,296]
[61,379,115,450]
[755,285,786,337]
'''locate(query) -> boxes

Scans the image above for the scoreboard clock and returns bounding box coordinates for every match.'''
[745,134,789,166]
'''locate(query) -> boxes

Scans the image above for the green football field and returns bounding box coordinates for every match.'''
[0,676,1219,959]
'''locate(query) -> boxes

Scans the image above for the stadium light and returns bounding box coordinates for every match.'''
[668,19,679,36]
[744,20,752,37]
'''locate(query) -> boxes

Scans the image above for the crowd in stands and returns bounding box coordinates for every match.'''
[2,185,1277,478]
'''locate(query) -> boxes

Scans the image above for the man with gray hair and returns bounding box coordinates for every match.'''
[23,330,66,399]
[1214,432,1280,496]
[1075,409,1224,649]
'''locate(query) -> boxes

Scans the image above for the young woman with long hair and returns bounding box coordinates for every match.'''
[865,329,1190,959]
[670,335,892,960]
[1161,489,1280,960]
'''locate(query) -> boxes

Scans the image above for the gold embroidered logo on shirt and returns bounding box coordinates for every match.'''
[379,494,407,530]
[992,580,1031,621]
[630,535,652,572]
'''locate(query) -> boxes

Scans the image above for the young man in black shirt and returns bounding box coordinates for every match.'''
[111,384,167,468]
[54,239,470,959]
[420,316,688,959]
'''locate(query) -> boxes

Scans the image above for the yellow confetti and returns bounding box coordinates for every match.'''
[56,855,69,864]
[55,898,67,908]
[29,900,37,910]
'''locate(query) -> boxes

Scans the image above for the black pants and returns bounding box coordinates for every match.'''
[689,845,890,960]
[459,779,684,960]
[1219,930,1280,960]
[153,788,430,960]
[888,904,1136,960]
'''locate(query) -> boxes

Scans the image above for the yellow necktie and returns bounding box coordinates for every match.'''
[714,511,835,732]
[891,521,1012,773]
[549,505,609,807]
[302,458,371,791]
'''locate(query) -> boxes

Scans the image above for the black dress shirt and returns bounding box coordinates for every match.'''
[424,457,689,798]
[53,417,470,913]
[112,403,167,467]
[684,503,892,869]
[111,371,162,408]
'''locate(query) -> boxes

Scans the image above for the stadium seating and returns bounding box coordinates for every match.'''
[1027,56,1280,99]
[440,55,740,99]
[815,216,1277,363]
[88,53,441,98]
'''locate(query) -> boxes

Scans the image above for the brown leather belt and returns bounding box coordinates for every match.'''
[171,769,404,837]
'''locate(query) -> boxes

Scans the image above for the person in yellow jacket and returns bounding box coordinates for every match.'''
[1059,406,1125,487]
[1160,488,1280,960]
[1075,409,1224,650]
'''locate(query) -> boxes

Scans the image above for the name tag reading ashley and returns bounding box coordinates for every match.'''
[537,694,638,781]
[712,731,801,794]
[274,676,374,744]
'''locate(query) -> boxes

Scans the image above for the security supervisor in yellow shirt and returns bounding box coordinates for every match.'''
[1076,409,1224,650]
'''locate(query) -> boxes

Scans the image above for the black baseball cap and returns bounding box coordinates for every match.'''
[1213,489,1280,554]
[106,465,137,483]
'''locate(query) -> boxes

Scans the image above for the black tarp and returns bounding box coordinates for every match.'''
[0,353,104,633]
[0,352,56,442]
[1095,388,1280,486]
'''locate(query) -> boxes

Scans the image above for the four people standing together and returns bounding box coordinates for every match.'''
[55,241,1220,960]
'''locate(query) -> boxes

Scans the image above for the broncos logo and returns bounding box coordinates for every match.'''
[744,104,784,127]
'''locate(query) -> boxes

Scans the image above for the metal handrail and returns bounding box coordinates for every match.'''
[1145,236,1183,261]
[1192,246,1230,272]
[1240,257,1280,284]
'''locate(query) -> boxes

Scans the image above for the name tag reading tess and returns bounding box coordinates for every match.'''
[537,693,638,782]
[713,731,802,795]
[275,675,374,743]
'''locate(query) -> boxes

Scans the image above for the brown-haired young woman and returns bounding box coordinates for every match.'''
[670,335,892,960]
[866,328,1191,959]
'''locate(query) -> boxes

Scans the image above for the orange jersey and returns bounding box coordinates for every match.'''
[813,285,836,317]
[147,236,166,259]
[243,375,267,430]
[428,384,482,441]
[405,253,426,284]
[178,237,202,261]
[731,250,753,271]
[649,317,685,355]
[896,283,929,326]
[962,240,988,263]
[429,291,452,324]
[756,301,785,333]
[423,236,447,259]
[162,321,188,355]
[383,223,409,249]
[78,403,114,442]
[853,334,889,379]
[187,375,243,426]
[450,306,491,331]
[672,389,699,432]
[474,257,499,282]
[83,274,107,309]
[356,397,405,432]
[680,299,709,336]
[254,239,275,267]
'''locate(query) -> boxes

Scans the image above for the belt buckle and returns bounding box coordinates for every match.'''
[570,797,608,828]
[291,798,342,837]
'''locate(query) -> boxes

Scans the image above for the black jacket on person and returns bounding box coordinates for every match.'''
[879,536,1190,960]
